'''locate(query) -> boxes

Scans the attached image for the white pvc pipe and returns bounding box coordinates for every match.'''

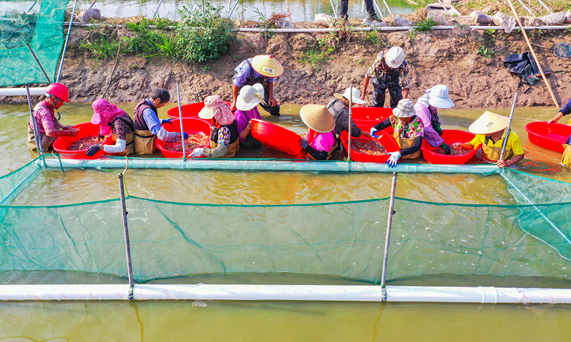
[0,87,46,96]
[1,284,570,303]
[62,22,571,31]
[39,158,499,174]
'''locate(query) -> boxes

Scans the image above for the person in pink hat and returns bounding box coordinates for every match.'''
[86,99,136,156]
[191,95,240,158]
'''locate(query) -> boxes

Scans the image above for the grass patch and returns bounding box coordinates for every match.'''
[413,17,438,32]
[298,48,330,71]
[363,29,389,50]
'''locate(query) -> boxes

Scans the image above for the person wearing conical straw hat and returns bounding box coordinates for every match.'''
[361,47,410,109]
[414,84,455,155]
[299,104,337,160]
[231,55,283,116]
[370,99,424,167]
[190,95,240,158]
[326,87,369,146]
[454,111,524,168]
[235,84,265,150]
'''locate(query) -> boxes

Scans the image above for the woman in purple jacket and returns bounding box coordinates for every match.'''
[234,84,265,149]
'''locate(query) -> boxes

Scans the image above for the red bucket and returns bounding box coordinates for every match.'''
[421,130,480,164]
[53,123,113,159]
[156,118,212,158]
[351,107,393,133]
[525,121,571,153]
[251,119,303,155]
[339,129,399,163]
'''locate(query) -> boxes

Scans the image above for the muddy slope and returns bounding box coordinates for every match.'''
[3,26,571,108]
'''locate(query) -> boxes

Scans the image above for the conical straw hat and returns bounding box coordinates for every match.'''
[251,55,284,78]
[468,111,509,135]
[300,104,335,133]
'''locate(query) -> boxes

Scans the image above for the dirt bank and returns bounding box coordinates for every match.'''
[3,25,571,109]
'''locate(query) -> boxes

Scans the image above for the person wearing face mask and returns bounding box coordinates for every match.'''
[414,84,455,155]
[27,83,78,153]
[370,99,424,167]
[132,88,188,155]
[86,99,135,156]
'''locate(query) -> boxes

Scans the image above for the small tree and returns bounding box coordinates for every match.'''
[176,1,236,63]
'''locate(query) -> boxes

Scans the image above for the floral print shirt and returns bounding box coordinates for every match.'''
[391,115,424,140]
[365,50,410,90]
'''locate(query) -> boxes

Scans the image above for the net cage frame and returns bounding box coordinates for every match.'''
[0,155,571,304]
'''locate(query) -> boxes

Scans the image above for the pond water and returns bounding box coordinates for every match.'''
[1,102,571,341]
[65,0,418,22]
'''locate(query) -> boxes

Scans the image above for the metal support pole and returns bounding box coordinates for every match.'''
[26,43,52,84]
[119,173,135,300]
[380,172,397,301]
[25,84,47,167]
[228,0,240,18]
[347,86,353,162]
[436,0,450,16]
[516,0,536,17]
[381,0,392,16]
[153,0,163,18]
[56,0,78,83]
[536,0,552,14]
[176,83,186,160]
[329,0,338,19]
[499,90,519,161]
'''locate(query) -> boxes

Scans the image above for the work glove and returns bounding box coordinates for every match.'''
[386,151,401,168]
[86,144,101,157]
[181,132,189,140]
[161,119,173,125]
[434,123,443,136]
[370,127,380,138]
[190,148,204,158]
[299,138,309,149]
[440,142,451,155]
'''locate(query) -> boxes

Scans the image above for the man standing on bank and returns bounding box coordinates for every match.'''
[340,0,383,25]
[230,55,283,116]
[361,46,410,109]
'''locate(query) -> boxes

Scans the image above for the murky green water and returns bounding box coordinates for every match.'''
[64,0,417,22]
[1,102,571,341]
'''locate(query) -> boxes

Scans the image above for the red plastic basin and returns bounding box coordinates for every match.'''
[156,118,212,158]
[53,123,112,159]
[251,119,303,155]
[421,129,480,165]
[166,101,232,124]
[352,107,393,133]
[339,129,399,163]
[525,121,571,153]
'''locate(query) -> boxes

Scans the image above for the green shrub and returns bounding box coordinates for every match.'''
[176,1,236,63]
[413,17,438,32]
[79,29,121,59]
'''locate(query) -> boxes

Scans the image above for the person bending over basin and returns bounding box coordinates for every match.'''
[414,84,455,155]
[454,111,524,168]
[191,96,240,158]
[326,87,369,148]
[86,99,135,156]
[299,105,337,160]
[235,84,264,150]
[370,99,424,168]
[27,83,78,153]
[133,88,187,155]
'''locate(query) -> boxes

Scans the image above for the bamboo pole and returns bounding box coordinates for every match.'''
[506,0,559,108]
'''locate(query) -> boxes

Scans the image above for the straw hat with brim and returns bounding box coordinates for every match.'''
[252,55,284,78]
[334,87,366,105]
[300,104,335,133]
[392,99,416,118]
[469,111,509,135]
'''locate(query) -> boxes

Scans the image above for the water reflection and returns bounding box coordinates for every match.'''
[65,0,417,22]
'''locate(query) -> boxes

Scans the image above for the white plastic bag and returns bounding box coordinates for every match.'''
[469,10,493,25]
[314,13,333,27]
[539,12,567,25]
[492,12,516,34]
[274,18,296,29]
[566,10,571,23]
